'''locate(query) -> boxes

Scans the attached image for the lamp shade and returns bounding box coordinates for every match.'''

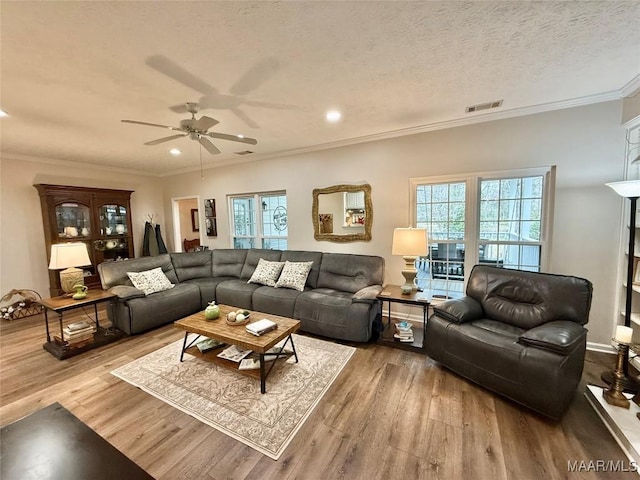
[48,242,91,270]
[392,228,428,256]
[606,180,640,198]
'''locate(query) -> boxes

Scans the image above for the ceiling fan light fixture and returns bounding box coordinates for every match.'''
[169,148,181,156]
[326,110,341,122]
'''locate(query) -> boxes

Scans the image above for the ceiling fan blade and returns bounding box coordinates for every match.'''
[230,107,259,129]
[230,57,280,96]
[193,115,219,131]
[145,55,215,95]
[244,99,300,110]
[198,137,221,155]
[144,134,188,146]
[207,132,258,145]
[122,119,182,131]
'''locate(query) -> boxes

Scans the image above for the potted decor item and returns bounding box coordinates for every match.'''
[204,301,220,320]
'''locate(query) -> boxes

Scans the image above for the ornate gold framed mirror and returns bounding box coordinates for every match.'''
[312,184,372,242]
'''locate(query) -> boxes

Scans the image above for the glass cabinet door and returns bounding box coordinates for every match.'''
[55,203,92,238]
[99,204,128,236]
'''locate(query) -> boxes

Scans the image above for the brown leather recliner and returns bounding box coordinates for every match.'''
[425,265,593,419]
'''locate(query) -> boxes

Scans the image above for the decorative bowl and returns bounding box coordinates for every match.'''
[226,315,250,326]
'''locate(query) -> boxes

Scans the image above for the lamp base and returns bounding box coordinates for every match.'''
[59,267,84,294]
[400,256,418,292]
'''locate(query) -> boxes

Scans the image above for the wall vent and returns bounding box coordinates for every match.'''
[234,150,254,155]
[465,99,503,113]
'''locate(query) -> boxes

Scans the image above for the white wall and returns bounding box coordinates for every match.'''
[0,157,163,297]
[159,101,627,346]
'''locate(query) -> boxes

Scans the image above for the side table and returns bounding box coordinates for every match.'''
[38,290,124,360]
[377,285,431,353]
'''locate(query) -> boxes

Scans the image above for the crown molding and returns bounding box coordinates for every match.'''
[621,74,640,98]
[1,152,159,177]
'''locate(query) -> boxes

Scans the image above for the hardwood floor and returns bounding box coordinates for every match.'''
[0,308,636,479]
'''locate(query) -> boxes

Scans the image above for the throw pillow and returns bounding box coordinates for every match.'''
[127,267,175,295]
[247,258,285,287]
[275,261,313,292]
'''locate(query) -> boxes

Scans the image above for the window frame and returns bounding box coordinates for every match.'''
[228,190,287,250]
[410,166,555,290]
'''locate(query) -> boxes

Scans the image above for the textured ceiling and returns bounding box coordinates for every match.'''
[2,1,639,176]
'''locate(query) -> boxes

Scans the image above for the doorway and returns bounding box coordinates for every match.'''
[172,196,201,252]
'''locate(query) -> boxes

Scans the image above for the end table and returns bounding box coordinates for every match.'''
[38,290,123,360]
[377,285,432,353]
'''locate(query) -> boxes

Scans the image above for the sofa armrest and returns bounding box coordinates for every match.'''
[109,285,146,301]
[518,321,587,355]
[432,296,483,324]
[352,285,383,304]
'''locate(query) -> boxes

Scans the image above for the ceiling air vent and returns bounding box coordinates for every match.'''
[234,150,254,155]
[465,99,503,113]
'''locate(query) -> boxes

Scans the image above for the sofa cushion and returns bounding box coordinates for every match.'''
[215,279,261,309]
[280,250,323,288]
[466,265,593,329]
[182,276,236,309]
[252,285,304,318]
[275,261,313,292]
[127,267,174,295]
[317,253,384,293]
[247,258,285,287]
[240,249,283,279]
[170,251,212,282]
[211,249,247,278]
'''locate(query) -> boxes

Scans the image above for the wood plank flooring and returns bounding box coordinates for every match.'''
[0,308,636,479]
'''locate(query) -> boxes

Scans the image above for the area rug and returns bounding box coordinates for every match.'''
[111,334,355,460]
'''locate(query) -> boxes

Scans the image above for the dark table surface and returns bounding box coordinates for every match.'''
[0,402,154,480]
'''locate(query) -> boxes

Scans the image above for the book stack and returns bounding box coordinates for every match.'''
[245,319,277,336]
[393,321,414,343]
[57,321,96,347]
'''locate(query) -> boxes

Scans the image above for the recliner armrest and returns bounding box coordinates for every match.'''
[109,285,146,301]
[352,285,383,304]
[432,296,483,324]
[518,321,587,355]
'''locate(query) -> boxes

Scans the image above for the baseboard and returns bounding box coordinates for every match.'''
[586,342,617,354]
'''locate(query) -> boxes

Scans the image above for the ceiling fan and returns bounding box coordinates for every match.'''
[121,102,257,155]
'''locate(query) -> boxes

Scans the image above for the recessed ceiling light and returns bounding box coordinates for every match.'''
[170,148,181,156]
[326,110,341,122]
[0,109,8,117]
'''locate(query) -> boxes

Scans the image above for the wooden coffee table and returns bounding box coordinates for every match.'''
[174,304,301,394]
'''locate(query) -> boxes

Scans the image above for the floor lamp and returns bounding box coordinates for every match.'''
[603,180,640,393]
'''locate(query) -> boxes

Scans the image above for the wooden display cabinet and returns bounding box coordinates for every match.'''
[35,184,134,297]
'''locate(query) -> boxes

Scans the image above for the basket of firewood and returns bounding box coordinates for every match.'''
[0,289,44,320]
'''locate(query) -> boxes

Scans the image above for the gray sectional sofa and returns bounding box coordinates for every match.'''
[97,248,385,342]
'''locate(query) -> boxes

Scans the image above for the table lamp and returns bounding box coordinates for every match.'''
[604,180,640,393]
[392,227,428,293]
[48,242,92,294]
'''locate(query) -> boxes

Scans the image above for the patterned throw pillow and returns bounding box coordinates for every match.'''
[127,267,175,295]
[247,258,285,287]
[275,261,313,292]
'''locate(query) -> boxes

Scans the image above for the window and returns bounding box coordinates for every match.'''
[229,192,287,249]
[411,167,554,298]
